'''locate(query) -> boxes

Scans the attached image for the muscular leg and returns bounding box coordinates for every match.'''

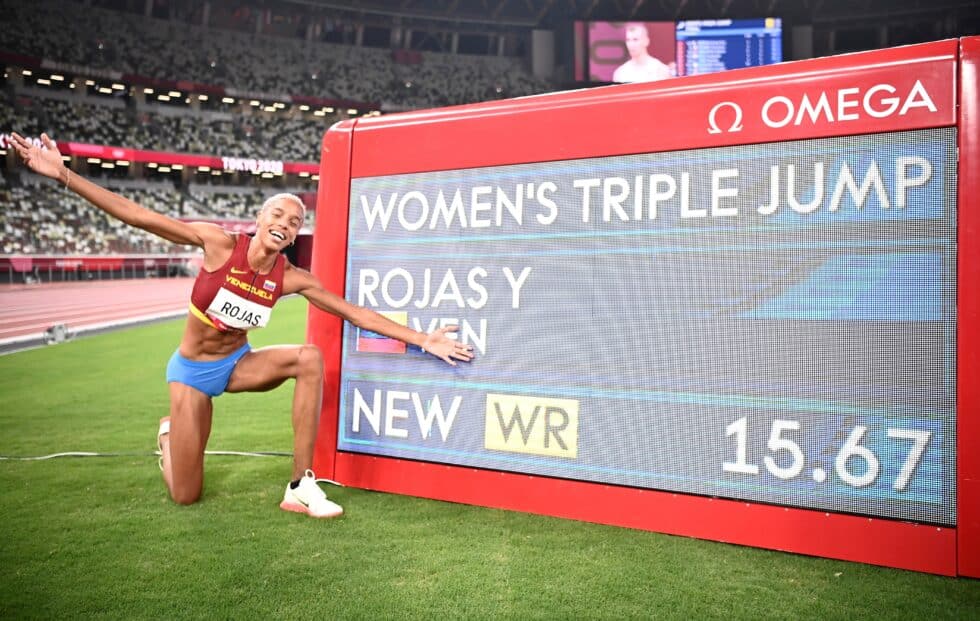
[161,383,213,504]
[225,344,323,480]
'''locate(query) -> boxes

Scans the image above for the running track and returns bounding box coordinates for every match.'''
[0,278,193,345]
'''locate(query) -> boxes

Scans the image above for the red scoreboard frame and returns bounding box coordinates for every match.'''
[309,37,980,577]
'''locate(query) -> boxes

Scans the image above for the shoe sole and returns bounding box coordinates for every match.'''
[280,501,343,519]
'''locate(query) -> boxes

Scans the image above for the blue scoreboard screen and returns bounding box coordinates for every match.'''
[337,128,957,527]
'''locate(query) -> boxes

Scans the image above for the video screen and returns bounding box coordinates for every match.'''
[676,18,783,76]
[576,18,783,83]
[588,21,676,83]
[338,127,957,526]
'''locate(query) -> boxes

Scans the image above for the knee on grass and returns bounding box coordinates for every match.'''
[169,485,202,506]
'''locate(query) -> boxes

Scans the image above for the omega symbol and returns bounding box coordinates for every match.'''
[707,101,744,134]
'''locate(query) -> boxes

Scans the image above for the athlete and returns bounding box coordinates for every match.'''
[612,23,672,83]
[10,132,475,518]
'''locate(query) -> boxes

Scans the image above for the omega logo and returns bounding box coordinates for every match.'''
[706,80,938,134]
[707,101,744,134]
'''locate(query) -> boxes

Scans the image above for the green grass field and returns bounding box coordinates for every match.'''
[1,296,978,619]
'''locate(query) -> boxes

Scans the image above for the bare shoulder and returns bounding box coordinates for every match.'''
[189,223,235,269]
[187,222,235,248]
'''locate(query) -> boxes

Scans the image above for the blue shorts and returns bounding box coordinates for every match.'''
[166,343,251,397]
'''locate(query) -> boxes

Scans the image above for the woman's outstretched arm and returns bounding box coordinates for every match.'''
[9,132,229,249]
[283,264,475,366]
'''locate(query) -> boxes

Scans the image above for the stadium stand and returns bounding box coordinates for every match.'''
[0,171,309,256]
[1,90,327,163]
[0,0,554,258]
[186,184,266,221]
[4,176,186,254]
[0,0,552,107]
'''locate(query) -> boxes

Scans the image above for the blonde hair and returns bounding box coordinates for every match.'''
[261,193,307,218]
[624,23,649,38]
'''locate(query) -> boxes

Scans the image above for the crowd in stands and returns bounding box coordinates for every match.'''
[0,0,552,107]
[1,85,320,256]
[185,185,267,221]
[0,0,555,257]
[1,172,307,255]
[2,92,327,162]
[2,177,180,254]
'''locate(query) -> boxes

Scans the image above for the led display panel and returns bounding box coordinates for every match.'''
[575,18,783,83]
[337,128,957,526]
[675,18,783,77]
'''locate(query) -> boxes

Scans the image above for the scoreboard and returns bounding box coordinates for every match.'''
[675,18,783,77]
[310,37,980,576]
[340,129,956,526]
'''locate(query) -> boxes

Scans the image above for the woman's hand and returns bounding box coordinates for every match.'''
[421,326,475,366]
[10,132,68,183]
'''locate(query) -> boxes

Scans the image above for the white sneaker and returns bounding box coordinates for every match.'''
[280,469,343,518]
[157,417,170,471]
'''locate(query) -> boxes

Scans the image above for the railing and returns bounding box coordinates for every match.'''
[0,254,199,284]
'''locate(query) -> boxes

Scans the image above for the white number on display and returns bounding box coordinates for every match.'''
[886,428,932,491]
[723,418,933,492]
[723,417,759,474]
[835,425,879,487]
[763,419,805,479]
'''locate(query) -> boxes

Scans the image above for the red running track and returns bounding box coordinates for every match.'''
[0,278,193,342]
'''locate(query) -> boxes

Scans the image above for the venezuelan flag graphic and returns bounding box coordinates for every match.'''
[356,311,408,353]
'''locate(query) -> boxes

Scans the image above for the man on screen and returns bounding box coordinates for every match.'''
[613,23,672,83]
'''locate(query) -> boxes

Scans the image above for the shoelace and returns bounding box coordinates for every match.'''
[303,469,344,487]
